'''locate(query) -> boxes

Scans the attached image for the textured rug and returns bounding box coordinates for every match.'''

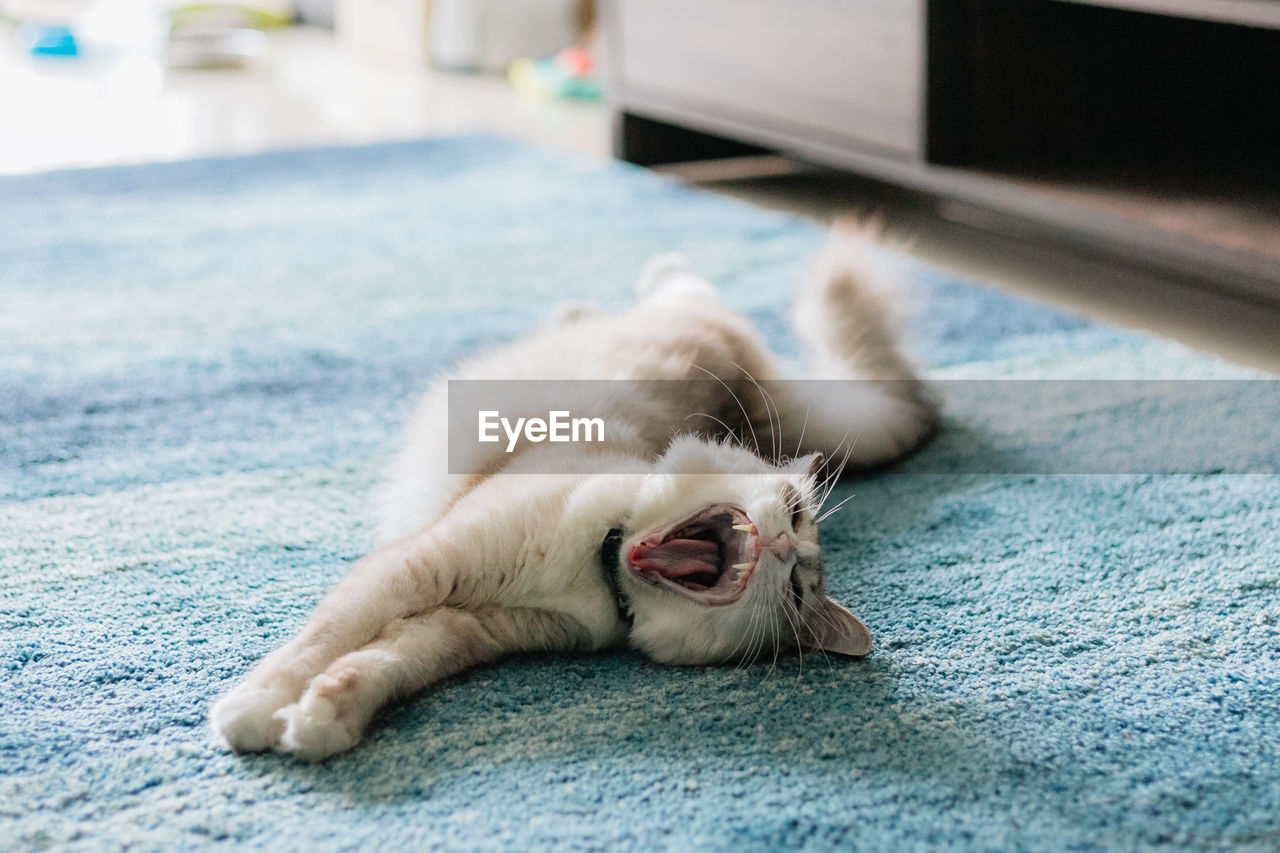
[3,136,1278,851]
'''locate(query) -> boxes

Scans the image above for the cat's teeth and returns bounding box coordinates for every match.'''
[732,562,753,572]
[732,524,756,534]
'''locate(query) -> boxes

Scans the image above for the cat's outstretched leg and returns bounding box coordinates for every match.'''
[274,606,589,761]
[211,476,623,757]
[210,528,492,754]
[210,541,432,753]
[776,219,939,469]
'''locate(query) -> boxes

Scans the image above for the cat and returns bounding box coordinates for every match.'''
[209,224,938,761]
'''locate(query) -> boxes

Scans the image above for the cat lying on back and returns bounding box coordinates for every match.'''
[210,224,938,761]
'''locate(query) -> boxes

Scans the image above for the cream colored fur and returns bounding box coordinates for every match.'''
[210,225,937,761]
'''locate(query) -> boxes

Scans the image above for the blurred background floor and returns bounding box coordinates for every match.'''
[4,23,1276,373]
[0,25,609,171]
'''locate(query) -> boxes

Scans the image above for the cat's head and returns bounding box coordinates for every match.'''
[615,435,872,665]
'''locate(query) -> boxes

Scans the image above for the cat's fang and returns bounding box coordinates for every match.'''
[626,504,760,605]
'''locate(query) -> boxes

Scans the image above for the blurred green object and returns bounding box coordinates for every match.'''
[166,2,286,69]
[509,44,600,101]
[169,2,294,32]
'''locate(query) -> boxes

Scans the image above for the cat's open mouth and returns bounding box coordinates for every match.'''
[627,505,758,606]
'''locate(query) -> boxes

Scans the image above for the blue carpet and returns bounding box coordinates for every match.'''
[2,136,1278,851]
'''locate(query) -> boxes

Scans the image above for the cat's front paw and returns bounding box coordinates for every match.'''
[209,685,294,753]
[275,674,364,762]
[636,253,719,302]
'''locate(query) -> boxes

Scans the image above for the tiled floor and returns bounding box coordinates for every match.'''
[6,25,1276,373]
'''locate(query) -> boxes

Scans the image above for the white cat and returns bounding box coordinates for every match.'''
[209,225,938,761]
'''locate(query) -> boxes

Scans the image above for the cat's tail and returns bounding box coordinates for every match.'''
[785,216,940,467]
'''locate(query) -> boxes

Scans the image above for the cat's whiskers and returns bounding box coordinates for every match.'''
[816,429,860,511]
[789,593,833,678]
[733,605,759,670]
[751,595,771,669]
[817,491,857,524]
[814,430,852,501]
[731,361,782,466]
[778,584,806,679]
[727,586,765,668]
[748,594,771,670]
[792,401,812,462]
[765,601,786,680]
[688,362,763,459]
[805,600,857,670]
[814,427,855,507]
[682,411,744,450]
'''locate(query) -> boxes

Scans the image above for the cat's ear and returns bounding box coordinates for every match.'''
[787,452,825,482]
[801,596,873,658]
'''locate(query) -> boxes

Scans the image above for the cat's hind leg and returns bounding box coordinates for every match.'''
[771,378,934,472]
[777,221,939,470]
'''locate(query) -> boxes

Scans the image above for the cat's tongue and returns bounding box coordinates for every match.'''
[630,538,720,578]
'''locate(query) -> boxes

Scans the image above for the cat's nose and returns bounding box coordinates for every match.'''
[767,531,796,559]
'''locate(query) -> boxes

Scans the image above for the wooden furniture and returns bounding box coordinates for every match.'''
[602,0,1280,305]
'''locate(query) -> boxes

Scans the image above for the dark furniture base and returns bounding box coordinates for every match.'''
[604,0,1280,306]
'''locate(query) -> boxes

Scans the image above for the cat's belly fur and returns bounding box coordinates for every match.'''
[377,297,778,545]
